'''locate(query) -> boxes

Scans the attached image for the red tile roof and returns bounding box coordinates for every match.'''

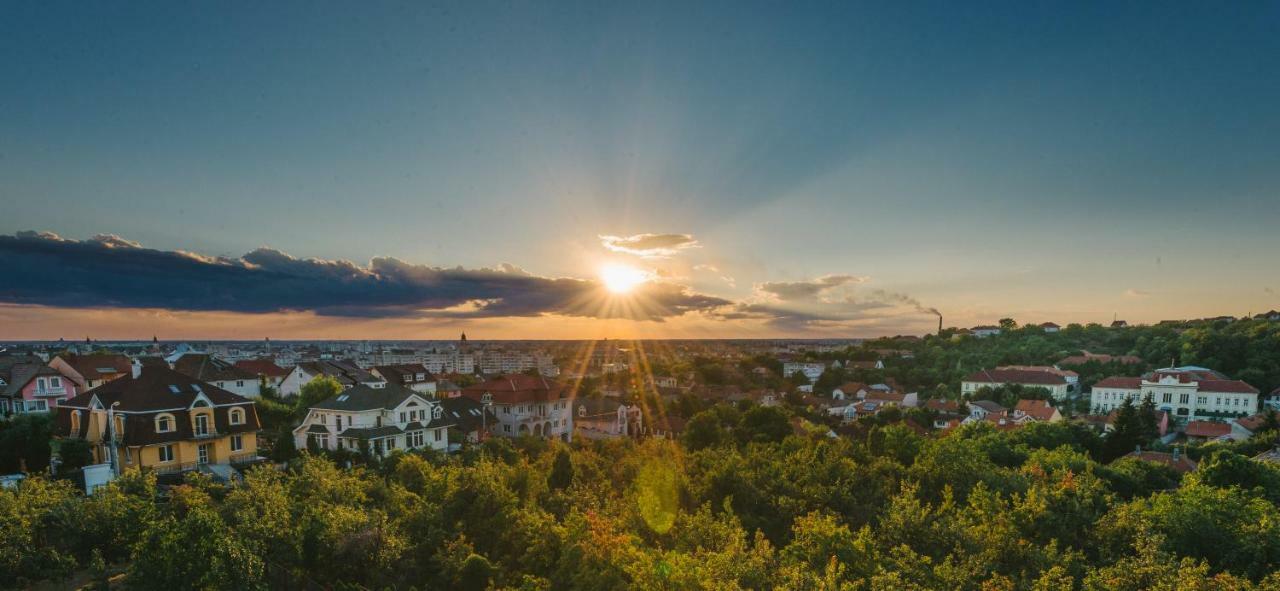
[1234,412,1278,433]
[1125,450,1197,473]
[1197,380,1259,394]
[461,374,568,404]
[1094,376,1142,389]
[1014,399,1059,421]
[964,368,1067,386]
[234,359,289,377]
[1184,420,1232,438]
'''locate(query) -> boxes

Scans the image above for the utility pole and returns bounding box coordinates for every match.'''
[106,402,121,477]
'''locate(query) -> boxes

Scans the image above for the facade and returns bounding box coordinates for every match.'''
[234,359,290,390]
[573,399,643,440]
[171,354,260,398]
[1089,366,1259,424]
[422,350,475,375]
[782,362,827,383]
[371,364,438,395]
[1039,322,1061,333]
[54,366,260,477]
[1012,399,1063,423]
[279,360,384,397]
[293,383,453,455]
[48,353,132,390]
[460,374,573,441]
[1,360,79,414]
[962,368,1071,401]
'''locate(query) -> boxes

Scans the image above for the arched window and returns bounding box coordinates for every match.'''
[432,406,443,420]
[229,408,245,425]
[192,399,210,408]
[481,392,493,404]
[155,413,175,433]
[114,415,125,437]
[578,405,586,417]
[70,410,81,433]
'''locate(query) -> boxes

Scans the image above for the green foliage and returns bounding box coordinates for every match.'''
[0,412,54,473]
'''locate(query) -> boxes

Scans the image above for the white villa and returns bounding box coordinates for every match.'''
[1090,366,1259,424]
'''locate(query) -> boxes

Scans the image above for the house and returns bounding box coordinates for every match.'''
[863,389,918,408]
[1097,408,1170,436]
[1089,366,1259,423]
[53,365,260,478]
[437,396,497,444]
[961,368,1071,401]
[293,383,453,455]
[171,354,260,398]
[371,364,438,395]
[970,325,1002,338]
[832,382,868,401]
[649,415,688,440]
[1012,399,1063,423]
[1255,310,1280,322]
[998,365,1080,394]
[1111,320,1129,328]
[1039,322,1061,333]
[847,360,884,370]
[233,359,290,390]
[278,360,383,397]
[1231,411,1279,440]
[1184,420,1233,442]
[782,362,827,383]
[460,374,573,441]
[649,375,679,389]
[1263,387,1280,412]
[1125,448,1197,473]
[574,398,643,440]
[923,399,964,429]
[48,353,132,390]
[968,400,1007,420]
[0,360,79,414]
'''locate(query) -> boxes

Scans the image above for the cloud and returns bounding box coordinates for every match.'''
[0,231,732,321]
[600,233,699,258]
[1123,288,1151,298]
[756,274,867,301]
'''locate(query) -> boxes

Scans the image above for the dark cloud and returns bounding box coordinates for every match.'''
[599,233,699,258]
[0,232,732,321]
[757,274,866,301]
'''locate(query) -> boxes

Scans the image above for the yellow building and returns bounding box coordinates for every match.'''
[56,365,261,477]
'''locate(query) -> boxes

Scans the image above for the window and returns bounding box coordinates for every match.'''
[32,400,48,412]
[1179,394,1189,404]
[50,377,61,388]
[432,406,443,419]
[400,412,406,423]
[385,438,397,450]
[156,414,175,433]
[434,429,442,442]
[195,414,210,436]
[37,378,46,390]
[1162,393,1172,403]
[229,408,245,425]
[504,425,511,433]
[71,411,81,432]
[236,380,245,387]
[336,416,342,429]
[158,444,175,463]
[231,434,243,452]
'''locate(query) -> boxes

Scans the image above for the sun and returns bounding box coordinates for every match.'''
[599,263,647,294]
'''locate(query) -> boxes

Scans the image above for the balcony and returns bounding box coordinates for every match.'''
[192,429,220,440]
[34,387,67,397]
[152,461,198,475]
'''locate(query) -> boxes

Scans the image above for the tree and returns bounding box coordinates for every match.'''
[737,406,792,445]
[294,376,344,418]
[548,448,574,490]
[998,318,1018,330]
[0,413,54,473]
[683,410,727,450]
[126,507,266,590]
[54,438,93,474]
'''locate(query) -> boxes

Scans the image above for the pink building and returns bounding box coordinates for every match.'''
[0,361,80,415]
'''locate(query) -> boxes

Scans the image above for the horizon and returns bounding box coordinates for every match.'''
[3,3,1278,339]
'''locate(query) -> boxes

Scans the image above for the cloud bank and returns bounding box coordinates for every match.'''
[599,233,699,258]
[0,231,729,321]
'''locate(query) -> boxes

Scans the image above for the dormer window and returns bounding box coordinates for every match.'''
[156,414,175,432]
[229,408,245,425]
[432,406,443,420]
[578,405,586,417]
[481,393,493,403]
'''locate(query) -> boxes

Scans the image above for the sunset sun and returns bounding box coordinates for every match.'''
[599,263,647,294]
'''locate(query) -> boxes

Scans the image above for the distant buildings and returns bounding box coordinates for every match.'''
[234,359,290,390]
[782,362,827,382]
[1,357,79,414]
[970,326,1002,338]
[48,353,132,390]
[371,364,438,396]
[171,353,260,398]
[573,399,643,440]
[279,360,384,397]
[54,366,261,478]
[1039,322,1061,333]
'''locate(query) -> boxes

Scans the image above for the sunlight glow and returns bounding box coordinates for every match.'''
[599,263,648,294]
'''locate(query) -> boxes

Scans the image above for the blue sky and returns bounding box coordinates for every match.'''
[2,2,1278,338]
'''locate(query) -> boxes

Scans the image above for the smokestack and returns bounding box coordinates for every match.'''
[938,315,943,334]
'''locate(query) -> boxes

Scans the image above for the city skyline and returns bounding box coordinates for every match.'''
[4,3,1279,339]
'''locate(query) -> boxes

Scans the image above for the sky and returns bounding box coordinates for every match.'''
[2,2,1279,340]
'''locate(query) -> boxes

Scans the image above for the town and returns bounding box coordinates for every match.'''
[4,313,1280,588]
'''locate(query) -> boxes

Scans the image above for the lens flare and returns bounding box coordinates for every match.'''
[599,263,647,294]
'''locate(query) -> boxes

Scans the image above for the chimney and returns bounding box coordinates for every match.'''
[938,315,943,334]
[131,358,143,379]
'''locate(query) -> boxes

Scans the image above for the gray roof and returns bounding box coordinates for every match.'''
[311,383,423,412]
[306,424,330,434]
[340,425,403,439]
[438,396,497,432]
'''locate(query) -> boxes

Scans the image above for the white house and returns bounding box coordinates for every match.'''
[1089,366,1259,424]
[574,398,643,440]
[293,383,451,455]
[371,364,438,396]
[460,374,573,441]
[279,360,384,397]
[170,354,260,399]
[970,326,1002,338]
[782,362,827,383]
[961,368,1071,401]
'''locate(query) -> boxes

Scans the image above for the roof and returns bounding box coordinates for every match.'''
[1234,412,1278,433]
[438,396,496,432]
[1184,420,1232,438]
[340,425,403,439]
[310,383,424,412]
[60,366,253,412]
[963,368,1067,386]
[1,363,64,397]
[1014,399,1058,421]
[295,360,380,385]
[1124,450,1197,473]
[172,354,256,382]
[923,399,960,412]
[865,391,907,403]
[1039,322,1061,328]
[835,382,868,393]
[1196,380,1259,394]
[373,364,436,384]
[55,353,132,380]
[576,398,627,417]
[997,365,1079,378]
[1094,376,1143,389]
[462,374,567,404]
[234,359,289,377]
[970,400,1006,413]
[1057,352,1143,366]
